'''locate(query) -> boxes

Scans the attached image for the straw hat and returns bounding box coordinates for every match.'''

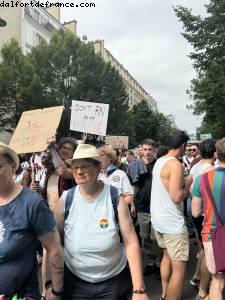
[0,142,20,170]
[66,144,103,165]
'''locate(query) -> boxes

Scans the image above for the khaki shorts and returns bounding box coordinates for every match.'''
[203,241,216,274]
[154,230,189,261]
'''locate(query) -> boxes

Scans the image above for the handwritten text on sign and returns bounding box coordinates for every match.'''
[105,136,129,149]
[9,106,63,153]
[70,100,109,136]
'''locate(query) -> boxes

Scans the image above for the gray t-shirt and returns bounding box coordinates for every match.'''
[0,187,56,298]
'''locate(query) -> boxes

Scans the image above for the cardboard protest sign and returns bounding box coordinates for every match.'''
[70,100,109,136]
[9,106,64,153]
[105,136,129,149]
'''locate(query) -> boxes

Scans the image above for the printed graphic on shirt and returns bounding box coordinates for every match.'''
[99,219,109,229]
[0,220,5,244]
[113,175,120,182]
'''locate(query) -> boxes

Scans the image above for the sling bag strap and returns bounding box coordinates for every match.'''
[203,173,223,227]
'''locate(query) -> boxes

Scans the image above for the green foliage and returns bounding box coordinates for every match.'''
[174,1,225,138]
[0,30,175,146]
[128,100,176,147]
[0,30,129,137]
[0,39,37,131]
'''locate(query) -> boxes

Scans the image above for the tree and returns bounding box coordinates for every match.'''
[0,39,38,131]
[29,30,129,137]
[0,30,129,138]
[155,112,177,145]
[174,1,225,138]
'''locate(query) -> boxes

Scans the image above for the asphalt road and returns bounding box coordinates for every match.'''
[145,239,198,300]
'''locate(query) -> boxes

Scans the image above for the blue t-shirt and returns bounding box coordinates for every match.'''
[0,187,56,298]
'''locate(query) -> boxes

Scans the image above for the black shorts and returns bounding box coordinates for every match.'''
[63,264,132,300]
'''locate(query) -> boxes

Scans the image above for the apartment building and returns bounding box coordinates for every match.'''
[93,40,157,110]
[0,3,77,53]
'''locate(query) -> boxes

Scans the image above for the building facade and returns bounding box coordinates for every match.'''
[93,40,157,110]
[0,3,77,53]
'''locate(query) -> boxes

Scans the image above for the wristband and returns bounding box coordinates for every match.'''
[133,288,147,294]
[45,280,52,290]
[52,287,64,297]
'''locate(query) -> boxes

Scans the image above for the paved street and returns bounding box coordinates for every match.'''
[145,239,198,300]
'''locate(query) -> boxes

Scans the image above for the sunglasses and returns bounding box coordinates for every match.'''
[190,149,197,152]
[71,164,93,173]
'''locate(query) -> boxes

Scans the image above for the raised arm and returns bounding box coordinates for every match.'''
[50,147,74,179]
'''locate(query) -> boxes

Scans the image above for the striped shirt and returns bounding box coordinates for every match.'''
[192,167,225,242]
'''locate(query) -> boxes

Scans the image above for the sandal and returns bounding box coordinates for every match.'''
[190,277,200,287]
[195,294,209,300]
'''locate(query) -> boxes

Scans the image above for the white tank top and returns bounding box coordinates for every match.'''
[150,156,187,234]
[64,184,127,282]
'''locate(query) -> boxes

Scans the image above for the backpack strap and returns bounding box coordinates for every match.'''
[110,185,123,242]
[65,186,76,221]
[110,185,119,218]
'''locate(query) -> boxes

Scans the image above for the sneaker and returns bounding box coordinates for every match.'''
[190,277,200,287]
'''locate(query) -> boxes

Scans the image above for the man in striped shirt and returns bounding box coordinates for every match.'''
[192,137,225,300]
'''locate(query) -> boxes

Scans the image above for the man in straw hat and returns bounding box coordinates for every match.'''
[0,142,63,299]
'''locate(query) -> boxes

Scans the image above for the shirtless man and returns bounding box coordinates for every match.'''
[151,130,192,300]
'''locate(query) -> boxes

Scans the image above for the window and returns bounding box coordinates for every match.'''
[34,10,40,23]
[36,33,44,46]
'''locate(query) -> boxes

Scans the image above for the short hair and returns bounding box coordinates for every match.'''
[199,139,216,159]
[58,137,77,151]
[1,153,15,165]
[141,139,155,147]
[156,145,169,159]
[167,130,189,150]
[190,143,199,149]
[97,145,116,162]
[216,138,225,162]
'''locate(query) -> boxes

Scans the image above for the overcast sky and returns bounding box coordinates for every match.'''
[61,0,208,134]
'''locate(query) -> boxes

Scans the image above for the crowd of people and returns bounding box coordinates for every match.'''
[0,130,225,300]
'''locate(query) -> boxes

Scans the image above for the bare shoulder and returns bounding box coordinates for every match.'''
[162,158,181,172]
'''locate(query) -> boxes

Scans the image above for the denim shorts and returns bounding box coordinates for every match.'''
[62,264,132,300]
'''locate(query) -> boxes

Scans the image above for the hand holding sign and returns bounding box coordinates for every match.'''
[46,136,57,150]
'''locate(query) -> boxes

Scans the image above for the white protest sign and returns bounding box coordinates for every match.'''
[9,106,64,153]
[70,100,109,136]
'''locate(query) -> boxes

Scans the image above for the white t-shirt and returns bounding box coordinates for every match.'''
[98,169,134,196]
[190,161,212,183]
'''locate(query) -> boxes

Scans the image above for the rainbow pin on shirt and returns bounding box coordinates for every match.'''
[99,219,109,229]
